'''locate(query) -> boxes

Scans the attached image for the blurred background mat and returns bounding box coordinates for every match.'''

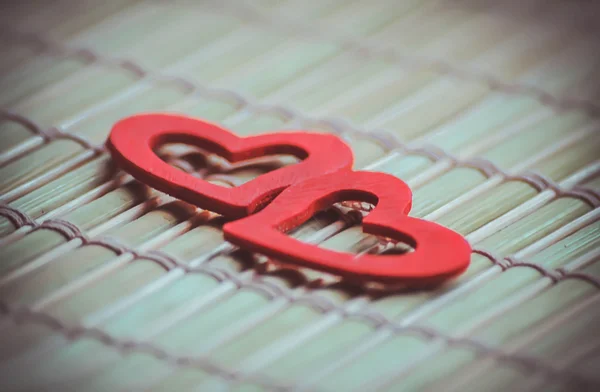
[0,0,599,391]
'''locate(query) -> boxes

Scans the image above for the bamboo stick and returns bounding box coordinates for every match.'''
[1,0,599,390]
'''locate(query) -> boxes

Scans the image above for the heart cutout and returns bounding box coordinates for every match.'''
[224,170,471,287]
[106,113,354,218]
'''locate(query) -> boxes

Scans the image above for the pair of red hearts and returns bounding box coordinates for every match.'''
[107,113,471,287]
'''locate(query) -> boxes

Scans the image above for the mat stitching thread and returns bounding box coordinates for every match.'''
[359,129,600,208]
[1,205,599,377]
[0,108,55,140]
[552,272,600,288]
[0,301,283,389]
[0,293,596,388]
[2,52,599,206]
[0,6,598,390]
[503,257,564,282]
[378,323,597,390]
[0,109,105,153]
[472,248,513,270]
[2,107,599,208]
[86,236,130,256]
[3,25,600,174]
[28,218,87,241]
[1,33,599,205]
[207,0,600,117]
[1,203,599,290]
[0,203,36,228]
[0,30,147,78]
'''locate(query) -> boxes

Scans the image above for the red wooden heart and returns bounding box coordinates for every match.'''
[106,113,354,218]
[224,170,471,286]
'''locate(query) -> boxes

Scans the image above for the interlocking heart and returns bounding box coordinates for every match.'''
[107,113,471,287]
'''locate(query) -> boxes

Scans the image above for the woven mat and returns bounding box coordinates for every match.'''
[0,0,599,391]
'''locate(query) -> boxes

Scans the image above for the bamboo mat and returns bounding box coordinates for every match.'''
[0,0,599,390]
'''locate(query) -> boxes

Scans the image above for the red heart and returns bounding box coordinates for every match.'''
[224,170,471,287]
[106,113,354,218]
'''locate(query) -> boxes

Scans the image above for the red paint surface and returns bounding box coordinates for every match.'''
[108,114,470,286]
[107,113,354,218]
[224,171,471,287]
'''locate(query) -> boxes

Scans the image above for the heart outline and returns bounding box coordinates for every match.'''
[224,170,471,287]
[106,113,354,218]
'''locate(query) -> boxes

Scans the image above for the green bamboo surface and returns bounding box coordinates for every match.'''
[0,0,599,391]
